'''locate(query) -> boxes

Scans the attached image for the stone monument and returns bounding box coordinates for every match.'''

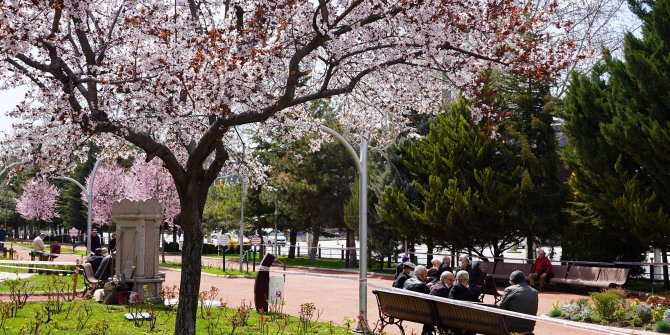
[112,198,165,302]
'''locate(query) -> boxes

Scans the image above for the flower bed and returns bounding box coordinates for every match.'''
[547,288,670,333]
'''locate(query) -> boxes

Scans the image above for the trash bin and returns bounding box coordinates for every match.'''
[50,243,61,254]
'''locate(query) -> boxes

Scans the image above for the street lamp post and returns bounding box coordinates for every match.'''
[52,156,103,255]
[317,125,369,333]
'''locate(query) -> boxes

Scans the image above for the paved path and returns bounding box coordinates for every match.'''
[3,246,639,334]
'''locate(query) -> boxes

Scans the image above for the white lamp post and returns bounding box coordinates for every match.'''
[52,156,103,255]
[317,125,370,333]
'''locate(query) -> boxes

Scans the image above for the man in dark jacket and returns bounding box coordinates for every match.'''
[500,271,538,334]
[403,265,430,294]
[394,255,410,278]
[87,248,105,273]
[456,256,484,296]
[449,270,480,302]
[430,271,454,298]
[392,262,414,288]
[403,265,432,335]
[90,230,102,252]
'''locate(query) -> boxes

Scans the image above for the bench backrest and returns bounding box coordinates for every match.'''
[566,266,599,281]
[551,265,569,279]
[597,268,629,286]
[373,290,435,325]
[433,300,507,335]
[477,261,492,273]
[81,263,97,282]
[493,262,532,277]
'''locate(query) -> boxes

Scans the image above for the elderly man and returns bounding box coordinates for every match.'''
[403,265,433,335]
[448,270,479,302]
[456,255,484,295]
[395,255,410,278]
[528,249,552,290]
[500,270,539,334]
[430,271,455,298]
[33,233,46,252]
[393,261,415,289]
[427,258,442,282]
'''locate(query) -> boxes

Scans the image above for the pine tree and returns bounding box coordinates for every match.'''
[560,67,648,263]
[600,0,670,286]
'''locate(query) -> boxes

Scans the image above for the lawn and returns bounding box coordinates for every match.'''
[625,279,670,295]
[159,261,256,277]
[0,299,350,335]
[0,273,85,292]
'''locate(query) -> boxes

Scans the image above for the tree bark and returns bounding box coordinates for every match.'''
[173,200,204,335]
[525,232,534,264]
[346,227,357,267]
[288,229,297,259]
[663,247,669,289]
[308,226,321,261]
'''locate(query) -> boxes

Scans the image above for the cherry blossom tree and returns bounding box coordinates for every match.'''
[16,179,59,222]
[0,1,577,333]
[85,162,126,226]
[87,160,179,226]
[125,160,180,225]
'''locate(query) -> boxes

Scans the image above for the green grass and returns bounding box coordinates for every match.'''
[0,299,350,335]
[159,261,256,276]
[0,273,85,292]
[275,256,349,270]
[625,279,670,295]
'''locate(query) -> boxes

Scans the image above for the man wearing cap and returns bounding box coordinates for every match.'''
[499,270,538,334]
[33,233,46,252]
[90,230,102,252]
[393,261,415,289]
[395,255,410,278]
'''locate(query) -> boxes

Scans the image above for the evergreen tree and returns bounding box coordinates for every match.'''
[493,74,569,259]
[560,67,647,263]
[395,98,523,260]
[600,0,670,286]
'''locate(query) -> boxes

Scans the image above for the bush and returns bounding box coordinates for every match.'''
[636,304,653,323]
[655,321,670,333]
[631,317,643,327]
[163,241,180,253]
[202,243,218,254]
[548,309,562,317]
[654,307,669,323]
[590,291,624,322]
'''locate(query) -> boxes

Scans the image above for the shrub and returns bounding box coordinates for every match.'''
[654,307,669,323]
[590,291,624,322]
[655,320,670,333]
[631,316,643,327]
[163,242,180,253]
[548,309,562,317]
[636,304,653,323]
[202,243,218,254]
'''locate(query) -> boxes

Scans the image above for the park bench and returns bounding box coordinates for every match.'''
[373,288,510,335]
[79,262,103,297]
[491,262,532,282]
[594,267,629,288]
[550,265,598,287]
[480,274,503,304]
[29,250,58,261]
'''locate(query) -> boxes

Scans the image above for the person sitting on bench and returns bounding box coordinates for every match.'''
[33,233,46,252]
[87,248,105,273]
[528,249,552,290]
[500,270,538,334]
[393,261,415,289]
[403,265,433,335]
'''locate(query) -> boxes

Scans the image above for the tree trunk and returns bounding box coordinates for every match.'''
[308,226,321,261]
[525,232,534,264]
[288,229,297,259]
[160,224,166,264]
[663,247,669,289]
[346,227,358,267]
[173,227,177,243]
[426,241,434,267]
[173,202,204,335]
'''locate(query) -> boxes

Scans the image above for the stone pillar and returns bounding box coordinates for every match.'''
[112,198,165,302]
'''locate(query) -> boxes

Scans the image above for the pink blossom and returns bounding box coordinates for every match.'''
[16,179,59,222]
